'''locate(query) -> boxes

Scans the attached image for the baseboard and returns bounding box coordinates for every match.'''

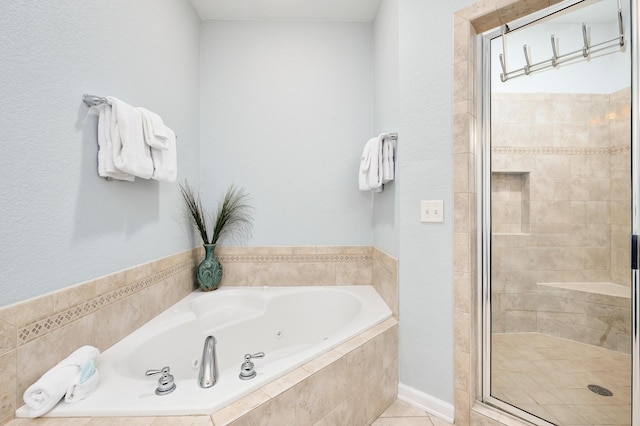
[397,382,455,423]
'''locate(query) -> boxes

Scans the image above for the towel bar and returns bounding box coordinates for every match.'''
[82,94,110,107]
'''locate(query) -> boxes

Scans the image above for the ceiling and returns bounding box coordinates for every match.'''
[189,0,383,21]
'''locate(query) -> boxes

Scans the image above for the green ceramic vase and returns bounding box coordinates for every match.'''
[197,244,223,291]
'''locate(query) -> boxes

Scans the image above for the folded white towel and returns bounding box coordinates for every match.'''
[65,360,100,403]
[23,346,100,418]
[97,104,135,181]
[108,97,154,179]
[359,136,383,192]
[150,127,177,183]
[136,107,178,182]
[138,107,170,150]
[381,135,395,184]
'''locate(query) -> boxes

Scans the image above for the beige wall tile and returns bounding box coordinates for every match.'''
[317,399,364,426]
[0,321,16,356]
[0,296,54,330]
[211,390,270,426]
[335,260,372,285]
[94,269,128,296]
[259,368,310,399]
[0,351,16,423]
[295,357,348,424]
[228,389,296,426]
[372,256,398,318]
[51,282,97,314]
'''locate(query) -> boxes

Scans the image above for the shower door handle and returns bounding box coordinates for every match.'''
[632,235,638,270]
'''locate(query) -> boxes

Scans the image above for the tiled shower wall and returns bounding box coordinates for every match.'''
[610,89,632,286]
[0,245,397,425]
[490,90,631,335]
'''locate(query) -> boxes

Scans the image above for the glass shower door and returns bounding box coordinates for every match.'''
[481,0,632,425]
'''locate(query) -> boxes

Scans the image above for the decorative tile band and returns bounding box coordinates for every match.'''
[218,254,372,263]
[17,260,197,346]
[16,252,373,346]
[492,145,630,156]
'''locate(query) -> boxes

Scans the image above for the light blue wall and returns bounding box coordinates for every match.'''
[394,0,476,406]
[199,21,375,246]
[0,0,201,307]
[373,0,400,256]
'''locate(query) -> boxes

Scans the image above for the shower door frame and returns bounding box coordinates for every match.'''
[477,1,639,425]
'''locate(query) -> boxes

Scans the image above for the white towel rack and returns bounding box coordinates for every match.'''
[82,94,110,107]
[82,94,178,143]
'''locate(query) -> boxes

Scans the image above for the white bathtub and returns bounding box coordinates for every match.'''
[21,285,391,418]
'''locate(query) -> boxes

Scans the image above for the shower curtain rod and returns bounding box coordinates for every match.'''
[498,0,624,82]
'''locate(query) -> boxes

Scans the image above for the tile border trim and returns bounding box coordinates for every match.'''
[492,145,629,156]
[217,254,372,263]
[16,259,197,346]
[14,251,375,347]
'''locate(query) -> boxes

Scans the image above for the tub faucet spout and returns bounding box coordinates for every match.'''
[198,335,219,388]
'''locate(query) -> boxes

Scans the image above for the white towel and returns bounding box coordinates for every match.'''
[97,104,135,181]
[108,97,154,179]
[138,108,170,150]
[381,135,395,184]
[358,135,383,192]
[65,360,100,403]
[23,346,100,418]
[138,107,178,183]
[150,127,177,183]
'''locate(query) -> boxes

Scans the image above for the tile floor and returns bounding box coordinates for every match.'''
[372,399,453,426]
[492,332,631,425]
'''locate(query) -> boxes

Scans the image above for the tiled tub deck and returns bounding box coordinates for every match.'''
[0,246,399,425]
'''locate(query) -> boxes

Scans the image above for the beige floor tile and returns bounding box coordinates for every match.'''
[493,332,631,425]
[427,416,454,426]
[543,405,590,425]
[371,418,433,426]
[379,399,428,418]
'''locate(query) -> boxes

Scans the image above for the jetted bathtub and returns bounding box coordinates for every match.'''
[21,285,392,417]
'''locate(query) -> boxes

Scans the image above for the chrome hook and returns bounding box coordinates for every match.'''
[499,24,509,82]
[499,54,508,82]
[550,34,559,67]
[522,44,531,75]
[581,22,590,57]
[617,0,624,46]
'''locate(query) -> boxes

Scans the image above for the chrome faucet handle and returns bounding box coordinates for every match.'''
[245,352,265,361]
[145,366,176,395]
[145,366,171,376]
[239,352,265,380]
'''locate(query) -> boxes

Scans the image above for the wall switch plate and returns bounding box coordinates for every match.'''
[420,200,444,223]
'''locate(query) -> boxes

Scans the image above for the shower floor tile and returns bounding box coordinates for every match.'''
[492,332,631,426]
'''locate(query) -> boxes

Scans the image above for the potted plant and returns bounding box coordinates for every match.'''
[180,181,253,291]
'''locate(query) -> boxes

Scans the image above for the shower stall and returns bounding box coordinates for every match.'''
[477,0,636,424]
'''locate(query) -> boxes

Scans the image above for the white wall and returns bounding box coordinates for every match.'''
[373,0,400,256]
[199,20,375,245]
[395,0,477,408]
[0,0,201,307]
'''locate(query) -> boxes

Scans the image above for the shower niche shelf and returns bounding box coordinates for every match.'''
[491,171,530,235]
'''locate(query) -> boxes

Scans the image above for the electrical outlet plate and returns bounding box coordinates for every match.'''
[420,200,444,223]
